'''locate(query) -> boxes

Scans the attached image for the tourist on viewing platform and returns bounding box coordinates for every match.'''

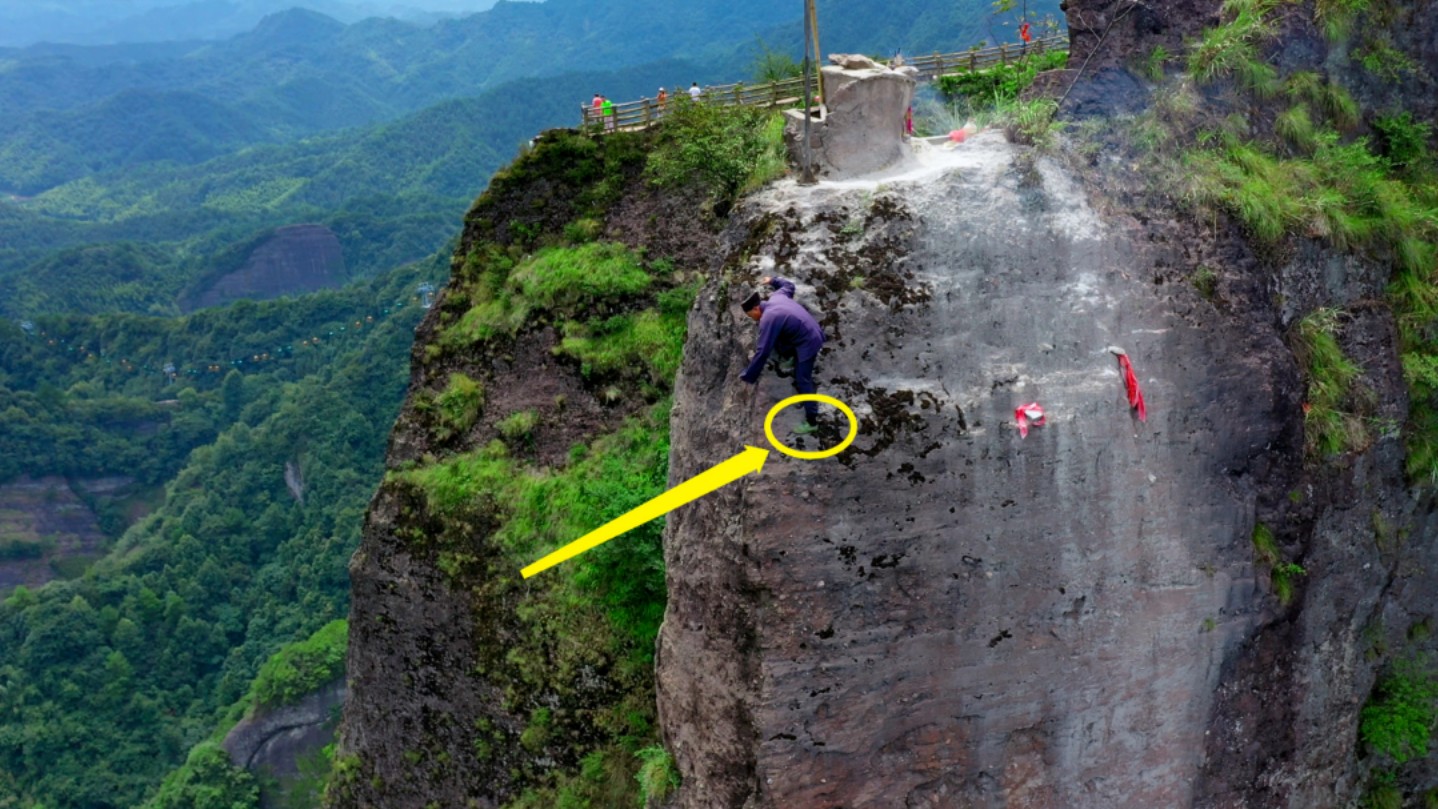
[602,96,616,131]
[657,87,668,113]
[689,81,702,101]
[591,93,603,127]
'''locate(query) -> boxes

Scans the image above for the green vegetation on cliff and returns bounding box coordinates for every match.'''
[1088,0,1437,477]
[332,105,787,806]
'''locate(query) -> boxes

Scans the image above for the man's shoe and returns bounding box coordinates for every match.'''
[792,422,819,436]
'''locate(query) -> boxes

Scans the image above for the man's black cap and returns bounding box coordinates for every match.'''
[740,291,763,312]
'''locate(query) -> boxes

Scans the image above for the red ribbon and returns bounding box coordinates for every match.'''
[1117,354,1147,421]
[1015,402,1045,438]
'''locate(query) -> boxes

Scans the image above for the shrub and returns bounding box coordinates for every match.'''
[1372,112,1433,174]
[0,536,51,560]
[557,283,698,386]
[1275,105,1318,154]
[1271,561,1306,605]
[934,49,1068,105]
[444,242,651,347]
[248,619,348,710]
[142,741,260,809]
[1001,98,1060,150]
[1292,308,1367,457]
[433,373,484,440]
[498,410,539,443]
[511,243,652,315]
[635,745,679,806]
[1137,45,1171,83]
[1186,0,1282,86]
[1252,522,1279,565]
[1361,657,1438,764]
[1314,0,1369,42]
[646,103,788,208]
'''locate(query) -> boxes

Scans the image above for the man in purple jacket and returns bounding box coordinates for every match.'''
[740,276,826,432]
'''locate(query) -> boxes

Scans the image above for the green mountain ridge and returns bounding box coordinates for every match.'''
[0,56,723,318]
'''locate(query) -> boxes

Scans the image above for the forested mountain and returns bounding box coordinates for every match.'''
[0,255,444,807]
[0,0,493,48]
[0,1,1059,321]
[0,56,712,318]
[0,0,802,192]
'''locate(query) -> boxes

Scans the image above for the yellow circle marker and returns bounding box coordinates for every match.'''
[763,394,859,460]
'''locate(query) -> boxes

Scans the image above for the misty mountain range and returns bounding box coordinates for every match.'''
[0,0,502,47]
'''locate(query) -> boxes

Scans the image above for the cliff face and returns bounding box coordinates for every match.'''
[649,3,1438,806]
[657,134,1299,807]
[330,130,719,808]
[0,476,133,591]
[186,224,346,311]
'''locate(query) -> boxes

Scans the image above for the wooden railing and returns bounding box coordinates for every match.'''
[580,34,1068,133]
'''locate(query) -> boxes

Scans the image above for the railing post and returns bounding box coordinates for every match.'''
[644,99,653,126]
[969,51,977,72]
[734,83,743,106]
[1001,43,1009,65]
[771,81,778,107]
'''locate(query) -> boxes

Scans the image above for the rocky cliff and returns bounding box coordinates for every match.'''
[333,3,1438,807]
[0,475,137,591]
[186,224,346,311]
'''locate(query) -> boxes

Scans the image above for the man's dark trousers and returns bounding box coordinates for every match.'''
[788,352,819,424]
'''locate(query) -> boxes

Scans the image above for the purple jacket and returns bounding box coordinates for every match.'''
[740,277,825,383]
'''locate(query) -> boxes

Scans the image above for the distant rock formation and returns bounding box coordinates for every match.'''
[185,224,346,311]
[223,678,346,807]
[0,476,129,591]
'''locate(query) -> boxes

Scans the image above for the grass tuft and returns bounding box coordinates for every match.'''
[1292,308,1368,457]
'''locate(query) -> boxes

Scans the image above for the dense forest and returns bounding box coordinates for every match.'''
[0,255,444,807]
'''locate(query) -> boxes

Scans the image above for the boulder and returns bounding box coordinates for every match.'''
[827,53,882,70]
[783,65,916,180]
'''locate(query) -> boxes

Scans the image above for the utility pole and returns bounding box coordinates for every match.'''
[808,0,823,105]
[798,0,817,185]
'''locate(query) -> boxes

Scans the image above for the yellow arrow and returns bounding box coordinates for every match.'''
[521,445,770,578]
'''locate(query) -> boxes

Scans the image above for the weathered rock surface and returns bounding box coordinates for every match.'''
[784,66,914,180]
[186,224,346,311]
[1062,0,1219,75]
[223,678,346,796]
[828,53,882,70]
[654,132,1433,807]
[0,476,129,590]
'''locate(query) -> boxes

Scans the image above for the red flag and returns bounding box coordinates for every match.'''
[1117,354,1147,421]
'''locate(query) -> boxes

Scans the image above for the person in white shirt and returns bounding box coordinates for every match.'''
[688,82,702,101]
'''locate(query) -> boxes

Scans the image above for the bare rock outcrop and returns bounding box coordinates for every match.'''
[655,131,1431,807]
[828,53,882,70]
[0,476,128,591]
[223,678,346,804]
[186,224,346,311]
